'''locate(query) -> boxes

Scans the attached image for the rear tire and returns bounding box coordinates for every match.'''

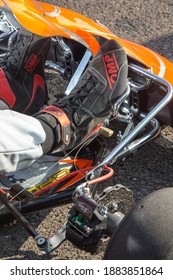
[104,187,173,260]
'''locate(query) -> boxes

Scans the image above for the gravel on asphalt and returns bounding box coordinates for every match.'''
[1,0,173,260]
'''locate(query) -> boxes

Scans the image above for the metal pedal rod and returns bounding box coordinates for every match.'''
[0,189,67,254]
[0,189,39,238]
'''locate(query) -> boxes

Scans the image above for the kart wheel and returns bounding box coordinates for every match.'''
[104,187,173,260]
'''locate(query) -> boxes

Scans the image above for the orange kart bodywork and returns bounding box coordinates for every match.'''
[1,0,173,85]
[0,2,173,257]
[0,0,173,126]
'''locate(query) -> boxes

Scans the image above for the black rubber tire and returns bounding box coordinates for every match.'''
[104,187,173,260]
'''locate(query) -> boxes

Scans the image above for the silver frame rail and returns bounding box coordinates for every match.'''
[87,64,173,178]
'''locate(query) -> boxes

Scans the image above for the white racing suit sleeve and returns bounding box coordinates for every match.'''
[0,110,46,174]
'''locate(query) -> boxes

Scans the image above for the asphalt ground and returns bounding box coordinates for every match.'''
[1,0,173,260]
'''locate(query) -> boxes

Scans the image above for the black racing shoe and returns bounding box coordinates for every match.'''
[0,29,51,114]
[59,39,128,147]
[37,39,128,152]
[68,39,128,126]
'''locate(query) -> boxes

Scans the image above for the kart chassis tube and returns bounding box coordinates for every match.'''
[87,64,173,178]
[0,189,74,224]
